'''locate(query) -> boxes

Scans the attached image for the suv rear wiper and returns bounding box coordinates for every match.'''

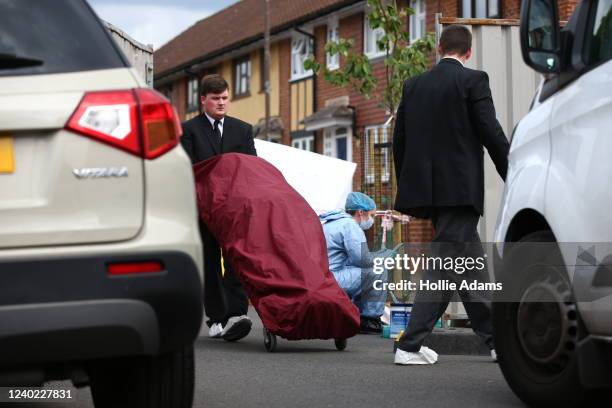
[0,52,43,69]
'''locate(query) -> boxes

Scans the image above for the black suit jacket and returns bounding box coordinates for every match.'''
[392,58,509,218]
[180,114,257,164]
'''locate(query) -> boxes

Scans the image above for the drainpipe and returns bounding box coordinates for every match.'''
[349,105,357,190]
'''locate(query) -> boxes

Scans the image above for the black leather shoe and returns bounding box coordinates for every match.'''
[360,316,382,334]
[222,315,252,342]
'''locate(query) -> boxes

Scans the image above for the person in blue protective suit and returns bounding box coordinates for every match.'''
[320,192,394,334]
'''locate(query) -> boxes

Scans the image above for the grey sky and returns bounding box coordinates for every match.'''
[88,0,240,50]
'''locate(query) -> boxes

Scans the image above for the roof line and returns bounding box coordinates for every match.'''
[156,2,245,52]
[154,0,362,81]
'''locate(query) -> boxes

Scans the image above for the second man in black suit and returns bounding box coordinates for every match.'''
[392,25,510,364]
[181,74,256,342]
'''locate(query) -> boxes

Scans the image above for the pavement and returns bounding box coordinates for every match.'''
[30,307,523,408]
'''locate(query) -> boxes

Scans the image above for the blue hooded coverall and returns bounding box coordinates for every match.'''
[319,210,390,318]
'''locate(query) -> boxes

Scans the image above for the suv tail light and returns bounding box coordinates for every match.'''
[65,89,182,159]
[107,261,165,276]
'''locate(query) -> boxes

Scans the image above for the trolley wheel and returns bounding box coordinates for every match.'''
[263,328,277,352]
[334,338,347,351]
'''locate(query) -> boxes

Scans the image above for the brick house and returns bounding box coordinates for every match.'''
[154,0,579,244]
[154,0,365,143]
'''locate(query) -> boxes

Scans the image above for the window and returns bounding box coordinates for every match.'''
[327,19,340,70]
[462,0,501,18]
[186,77,199,112]
[291,33,313,80]
[410,0,426,43]
[323,127,352,161]
[364,125,391,183]
[292,135,315,152]
[584,0,612,66]
[234,56,251,97]
[364,15,386,58]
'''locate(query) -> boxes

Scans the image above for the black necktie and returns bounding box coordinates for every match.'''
[213,120,222,148]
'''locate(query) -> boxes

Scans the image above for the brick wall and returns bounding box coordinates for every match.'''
[430,0,579,22]
[406,219,435,242]
[441,0,460,17]
[503,0,521,18]
[313,12,394,191]
[314,11,389,130]
[425,0,438,32]
[501,0,577,20]
[558,0,579,20]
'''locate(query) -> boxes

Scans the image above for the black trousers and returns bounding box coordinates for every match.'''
[200,221,248,327]
[397,206,494,352]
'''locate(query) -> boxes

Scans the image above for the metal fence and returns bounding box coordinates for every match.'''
[360,124,434,246]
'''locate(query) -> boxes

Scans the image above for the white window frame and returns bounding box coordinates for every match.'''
[323,126,353,162]
[187,77,199,112]
[363,14,386,59]
[462,0,501,18]
[488,0,499,17]
[292,135,315,152]
[234,57,251,97]
[326,18,340,70]
[364,125,391,184]
[291,32,314,81]
[409,0,426,43]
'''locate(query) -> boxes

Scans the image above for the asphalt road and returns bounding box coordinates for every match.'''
[17,308,524,408]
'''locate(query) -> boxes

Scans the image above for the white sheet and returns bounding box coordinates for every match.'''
[254,139,356,215]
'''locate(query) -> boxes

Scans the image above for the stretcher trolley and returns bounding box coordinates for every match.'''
[194,153,360,353]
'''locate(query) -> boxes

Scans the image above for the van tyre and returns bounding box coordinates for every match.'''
[88,344,194,408]
[493,231,588,408]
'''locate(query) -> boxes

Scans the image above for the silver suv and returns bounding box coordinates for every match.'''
[0,1,203,407]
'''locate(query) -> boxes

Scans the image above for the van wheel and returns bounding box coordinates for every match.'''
[88,344,194,408]
[493,231,586,407]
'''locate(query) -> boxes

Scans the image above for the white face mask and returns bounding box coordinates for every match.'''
[359,215,374,230]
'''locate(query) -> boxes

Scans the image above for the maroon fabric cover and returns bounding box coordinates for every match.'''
[194,153,360,340]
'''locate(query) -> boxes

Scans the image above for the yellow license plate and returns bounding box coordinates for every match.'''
[0,135,15,174]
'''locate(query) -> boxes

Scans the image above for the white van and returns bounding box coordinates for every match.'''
[493,0,612,406]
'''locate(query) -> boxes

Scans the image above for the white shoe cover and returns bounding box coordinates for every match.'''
[394,346,439,365]
[381,306,390,325]
[208,323,223,338]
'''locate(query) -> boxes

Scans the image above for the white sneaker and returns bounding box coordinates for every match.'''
[221,315,252,342]
[208,323,223,338]
[394,346,438,365]
[491,349,498,362]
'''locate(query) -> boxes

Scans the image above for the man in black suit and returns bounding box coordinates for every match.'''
[392,25,509,364]
[181,74,256,342]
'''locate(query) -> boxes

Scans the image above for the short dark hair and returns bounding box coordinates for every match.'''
[439,25,472,56]
[200,74,229,96]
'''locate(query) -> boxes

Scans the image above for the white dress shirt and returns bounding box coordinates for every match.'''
[204,112,225,138]
[440,55,465,66]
